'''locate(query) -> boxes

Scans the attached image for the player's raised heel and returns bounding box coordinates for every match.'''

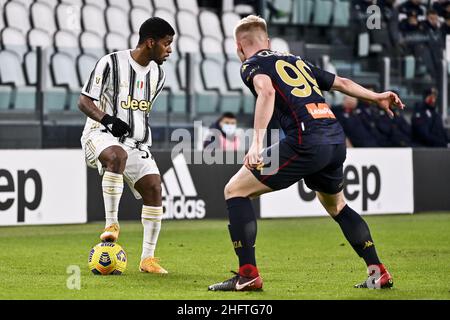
[100,223,120,242]
[139,257,168,274]
[208,271,263,291]
[354,264,393,289]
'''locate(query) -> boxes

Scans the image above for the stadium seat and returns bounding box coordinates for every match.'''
[202,59,242,114]
[294,0,314,25]
[23,50,67,112]
[50,52,80,110]
[12,0,33,9]
[177,10,201,41]
[31,2,57,36]
[80,32,105,59]
[153,0,176,13]
[4,1,31,35]
[224,37,239,61]
[1,27,28,58]
[175,0,199,15]
[312,0,333,26]
[54,30,80,59]
[225,60,255,114]
[201,37,224,62]
[177,35,200,55]
[82,5,107,37]
[154,9,177,33]
[0,50,36,110]
[35,0,59,9]
[106,6,131,38]
[222,12,241,39]
[332,0,350,27]
[27,29,52,50]
[107,0,130,12]
[271,37,290,53]
[77,53,98,87]
[153,52,186,114]
[60,0,83,6]
[271,0,292,24]
[129,33,140,48]
[105,33,129,52]
[404,55,416,80]
[84,0,106,10]
[130,7,150,34]
[199,10,224,41]
[130,0,153,13]
[177,38,218,114]
[56,3,82,36]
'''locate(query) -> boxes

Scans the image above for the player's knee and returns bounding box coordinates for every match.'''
[325,200,346,217]
[146,182,162,197]
[106,149,128,172]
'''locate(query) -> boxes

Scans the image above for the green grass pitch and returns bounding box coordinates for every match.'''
[0,213,449,300]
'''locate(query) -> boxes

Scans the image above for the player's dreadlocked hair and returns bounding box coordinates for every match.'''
[233,15,268,40]
[138,17,175,44]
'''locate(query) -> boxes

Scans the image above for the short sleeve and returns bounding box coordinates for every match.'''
[81,55,111,101]
[305,61,336,92]
[240,62,269,87]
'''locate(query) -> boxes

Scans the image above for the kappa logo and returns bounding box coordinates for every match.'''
[161,154,206,220]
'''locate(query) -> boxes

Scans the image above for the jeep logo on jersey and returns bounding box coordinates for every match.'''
[161,154,206,220]
[120,95,152,112]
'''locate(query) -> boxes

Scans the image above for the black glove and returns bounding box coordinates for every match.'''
[100,114,131,137]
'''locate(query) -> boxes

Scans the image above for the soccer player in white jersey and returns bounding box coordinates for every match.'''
[78,18,174,274]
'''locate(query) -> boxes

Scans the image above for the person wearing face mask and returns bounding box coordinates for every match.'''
[203,112,240,151]
[412,87,449,147]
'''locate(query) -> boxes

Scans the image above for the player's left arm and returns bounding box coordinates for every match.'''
[245,74,276,170]
[331,76,405,118]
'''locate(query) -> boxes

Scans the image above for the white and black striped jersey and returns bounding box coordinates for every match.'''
[81,49,165,146]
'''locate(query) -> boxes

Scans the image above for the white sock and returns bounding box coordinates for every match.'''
[141,205,163,259]
[102,171,123,228]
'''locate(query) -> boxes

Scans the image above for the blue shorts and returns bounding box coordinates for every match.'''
[252,141,346,194]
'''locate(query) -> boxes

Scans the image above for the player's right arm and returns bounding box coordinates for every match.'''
[331,76,405,118]
[78,55,130,137]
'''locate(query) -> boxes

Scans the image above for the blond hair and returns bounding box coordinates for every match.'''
[233,15,268,41]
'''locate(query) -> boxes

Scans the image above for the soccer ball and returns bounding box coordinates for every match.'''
[88,242,127,275]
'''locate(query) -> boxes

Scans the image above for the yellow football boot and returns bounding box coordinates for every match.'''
[100,223,120,242]
[139,257,168,274]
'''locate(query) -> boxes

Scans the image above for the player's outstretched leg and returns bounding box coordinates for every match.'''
[98,146,128,242]
[317,191,393,289]
[134,174,168,274]
[208,167,270,291]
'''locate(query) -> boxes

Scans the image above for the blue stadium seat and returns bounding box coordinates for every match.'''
[332,0,350,27]
[312,0,333,26]
[0,50,36,110]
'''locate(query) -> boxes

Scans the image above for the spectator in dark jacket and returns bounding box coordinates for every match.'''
[376,108,413,147]
[420,9,444,81]
[432,0,450,17]
[334,95,380,147]
[398,0,426,17]
[412,87,449,147]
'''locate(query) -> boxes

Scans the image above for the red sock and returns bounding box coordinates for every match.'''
[239,264,259,278]
[368,263,386,274]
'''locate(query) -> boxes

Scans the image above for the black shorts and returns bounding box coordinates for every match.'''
[252,141,346,194]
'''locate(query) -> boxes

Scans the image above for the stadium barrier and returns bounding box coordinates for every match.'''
[1,148,449,226]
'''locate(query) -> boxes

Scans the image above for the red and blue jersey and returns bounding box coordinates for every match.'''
[241,49,345,146]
